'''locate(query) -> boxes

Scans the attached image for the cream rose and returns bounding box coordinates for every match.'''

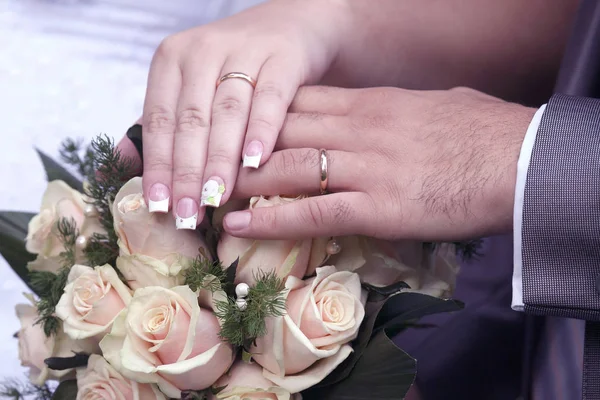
[76,355,166,400]
[321,237,459,298]
[26,180,104,273]
[55,264,132,341]
[16,301,97,385]
[100,285,233,398]
[213,362,301,400]
[113,177,210,289]
[218,196,328,285]
[251,266,366,393]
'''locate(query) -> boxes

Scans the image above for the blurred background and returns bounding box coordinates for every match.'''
[0,0,262,380]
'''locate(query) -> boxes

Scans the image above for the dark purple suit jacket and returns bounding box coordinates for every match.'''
[394,236,526,400]
[395,1,600,399]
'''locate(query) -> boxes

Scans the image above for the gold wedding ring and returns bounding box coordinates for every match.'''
[216,72,257,88]
[319,149,329,195]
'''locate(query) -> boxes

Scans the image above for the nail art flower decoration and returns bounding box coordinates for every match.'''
[201,179,226,207]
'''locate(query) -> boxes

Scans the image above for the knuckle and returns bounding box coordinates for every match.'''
[145,105,176,134]
[449,86,472,93]
[248,114,278,136]
[172,165,204,184]
[207,150,235,167]
[329,198,354,225]
[302,198,353,228]
[254,82,285,103]
[145,156,172,173]
[272,150,299,177]
[213,95,244,118]
[254,206,278,231]
[272,149,315,178]
[177,106,210,132]
[303,200,328,227]
[154,35,181,60]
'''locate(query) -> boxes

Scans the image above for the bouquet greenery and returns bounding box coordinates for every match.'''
[0,134,469,399]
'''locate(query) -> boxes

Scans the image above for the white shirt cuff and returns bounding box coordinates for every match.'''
[512,104,547,312]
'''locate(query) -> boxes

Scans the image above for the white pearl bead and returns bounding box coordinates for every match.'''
[84,204,99,218]
[235,283,250,298]
[326,239,341,255]
[236,298,247,311]
[75,235,88,250]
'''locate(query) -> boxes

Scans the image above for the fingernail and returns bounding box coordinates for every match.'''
[201,177,225,208]
[225,211,251,231]
[176,197,198,230]
[148,183,170,213]
[243,141,263,168]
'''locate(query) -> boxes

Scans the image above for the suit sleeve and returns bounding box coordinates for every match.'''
[512,104,547,311]
[520,93,600,320]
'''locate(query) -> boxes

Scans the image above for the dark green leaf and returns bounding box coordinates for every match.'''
[375,292,464,337]
[126,124,143,162]
[362,281,410,298]
[224,258,239,297]
[36,149,83,191]
[0,234,35,289]
[0,211,35,240]
[51,379,77,400]
[303,329,416,400]
[45,352,89,371]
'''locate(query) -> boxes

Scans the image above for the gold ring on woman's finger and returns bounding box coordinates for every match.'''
[216,72,257,88]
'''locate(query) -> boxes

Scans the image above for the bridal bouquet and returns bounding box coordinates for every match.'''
[0,135,468,400]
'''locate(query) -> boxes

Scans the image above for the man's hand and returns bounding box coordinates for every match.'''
[225,86,536,241]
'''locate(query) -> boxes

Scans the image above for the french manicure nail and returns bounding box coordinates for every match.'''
[225,211,251,231]
[148,183,170,213]
[176,197,198,230]
[201,177,225,207]
[243,140,263,168]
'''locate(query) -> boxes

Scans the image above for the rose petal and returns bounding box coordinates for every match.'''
[56,265,131,341]
[263,344,354,393]
[156,342,233,398]
[151,302,190,365]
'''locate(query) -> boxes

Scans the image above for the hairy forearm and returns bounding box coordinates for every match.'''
[324,0,580,104]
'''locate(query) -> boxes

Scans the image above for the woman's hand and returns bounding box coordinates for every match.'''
[135,0,353,229]
[225,86,536,241]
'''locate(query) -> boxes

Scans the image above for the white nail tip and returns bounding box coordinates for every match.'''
[176,214,198,230]
[148,198,169,213]
[243,153,262,168]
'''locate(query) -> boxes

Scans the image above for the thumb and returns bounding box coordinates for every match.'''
[222,193,371,239]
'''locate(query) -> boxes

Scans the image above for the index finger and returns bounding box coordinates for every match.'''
[142,39,182,213]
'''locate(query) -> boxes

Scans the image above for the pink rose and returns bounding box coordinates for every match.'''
[16,301,96,385]
[252,266,366,393]
[100,285,233,398]
[113,177,210,289]
[322,237,459,297]
[76,355,166,400]
[213,362,301,400]
[15,303,55,385]
[55,264,132,341]
[26,180,104,273]
[218,196,327,285]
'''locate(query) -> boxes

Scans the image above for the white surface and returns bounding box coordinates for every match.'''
[512,104,547,311]
[0,0,262,382]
